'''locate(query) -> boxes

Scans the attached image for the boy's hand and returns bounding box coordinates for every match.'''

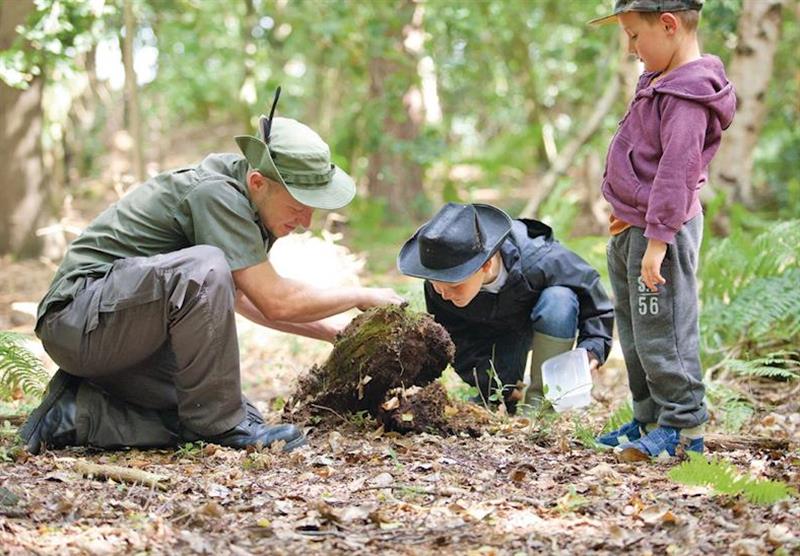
[587,352,599,372]
[641,239,667,292]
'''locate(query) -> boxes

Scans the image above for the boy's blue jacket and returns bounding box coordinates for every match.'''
[425,219,614,373]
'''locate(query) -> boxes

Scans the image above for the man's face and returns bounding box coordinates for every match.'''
[251,173,314,238]
[618,11,674,73]
[430,271,485,308]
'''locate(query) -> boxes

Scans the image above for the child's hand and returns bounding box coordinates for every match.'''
[641,239,667,292]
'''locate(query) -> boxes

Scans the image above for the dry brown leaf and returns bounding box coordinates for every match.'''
[616,447,650,462]
[586,462,618,480]
[509,468,527,482]
[200,501,224,518]
[368,472,394,487]
[766,524,795,547]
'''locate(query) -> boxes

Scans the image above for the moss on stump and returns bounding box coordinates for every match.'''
[284,305,455,431]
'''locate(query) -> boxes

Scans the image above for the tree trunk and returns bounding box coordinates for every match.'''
[365,0,426,221]
[122,0,145,181]
[238,0,257,126]
[708,0,785,207]
[0,0,47,258]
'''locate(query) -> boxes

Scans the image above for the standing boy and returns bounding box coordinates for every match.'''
[589,0,736,459]
[397,203,613,414]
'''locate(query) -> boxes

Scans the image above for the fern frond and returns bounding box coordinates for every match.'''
[0,332,49,398]
[726,351,800,380]
[669,452,797,505]
[701,220,800,303]
[701,270,800,344]
[705,382,755,433]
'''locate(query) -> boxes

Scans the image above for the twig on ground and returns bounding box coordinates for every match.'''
[310,404,348,423]
[0,415,26,426]
[705,433,794,452]
[74,461,170,490]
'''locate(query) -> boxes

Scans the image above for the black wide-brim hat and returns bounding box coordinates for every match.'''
[397,203,513,283]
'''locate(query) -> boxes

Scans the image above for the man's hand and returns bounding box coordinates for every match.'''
[641,239,667,292]
[357,287,406,311]
[587,352,600,372]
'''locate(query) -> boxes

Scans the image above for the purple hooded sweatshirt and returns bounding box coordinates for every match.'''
[602,55,736,243]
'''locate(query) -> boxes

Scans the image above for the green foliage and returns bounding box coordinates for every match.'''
[0,332,49,399]
[573,418,602,451]
[601,401,634,434]
[439,367,478,402]
[174,441,205,459]
[0,0,115,89]
[726,351,800,381]
[700,220,800,362]
[348,409,375,429]
[669,452,797,506]
[705,382,755,433]
[344,197,417,275]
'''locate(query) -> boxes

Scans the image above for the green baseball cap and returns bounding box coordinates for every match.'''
[234,116,356,211]
[588,0,703,25]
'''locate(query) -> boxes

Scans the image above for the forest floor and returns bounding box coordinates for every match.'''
[1,237,799,555]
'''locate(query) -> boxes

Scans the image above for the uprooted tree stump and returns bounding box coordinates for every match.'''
[284,305,467,434]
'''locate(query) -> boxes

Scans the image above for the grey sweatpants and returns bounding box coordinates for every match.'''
[37,245,247,447]
[606,215,707,429]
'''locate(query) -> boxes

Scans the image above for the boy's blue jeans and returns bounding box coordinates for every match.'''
[459,286,578,405]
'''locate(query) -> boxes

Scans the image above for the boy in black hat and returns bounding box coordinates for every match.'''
[398,203,614,413]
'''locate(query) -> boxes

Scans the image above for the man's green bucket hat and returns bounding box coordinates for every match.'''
[588,0,703,25]
[235,116,356,210]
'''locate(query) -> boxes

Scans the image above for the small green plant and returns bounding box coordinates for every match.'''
[0,331,49,399]
[555,485,588,514]
[348,409,374,429]
[439,367,478,401]
[573,418,602,451]
[270,396,286,412]
[174,441,205,459]
[668,452,797,505]
[601,401,634,434]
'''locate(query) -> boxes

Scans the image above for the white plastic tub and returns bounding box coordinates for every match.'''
[542,347,593,412]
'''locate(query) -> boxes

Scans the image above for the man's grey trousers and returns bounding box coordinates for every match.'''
[606,215,708,429]
[37,246,247,448]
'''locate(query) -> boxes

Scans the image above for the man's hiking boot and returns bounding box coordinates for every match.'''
[615,425,704,462]
[595,419,647,449]
[18,369,80,454]
[185,414,306,452]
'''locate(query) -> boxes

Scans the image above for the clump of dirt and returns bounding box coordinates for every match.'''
[284,305,456,429]
[377,382,451,434]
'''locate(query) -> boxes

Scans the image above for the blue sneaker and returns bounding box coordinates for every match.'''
[616,426,704,462]
[596,419,647,449]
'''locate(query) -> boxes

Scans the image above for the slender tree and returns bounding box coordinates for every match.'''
[0,0,47,257]
[364,0,426,220]
[709,0,785,206]
[122,0,145,181]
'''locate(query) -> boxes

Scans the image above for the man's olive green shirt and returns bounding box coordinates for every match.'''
[37,154,274,326]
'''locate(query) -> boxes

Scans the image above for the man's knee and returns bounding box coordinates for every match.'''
[180,245,233,290]
[531,286,578,338]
